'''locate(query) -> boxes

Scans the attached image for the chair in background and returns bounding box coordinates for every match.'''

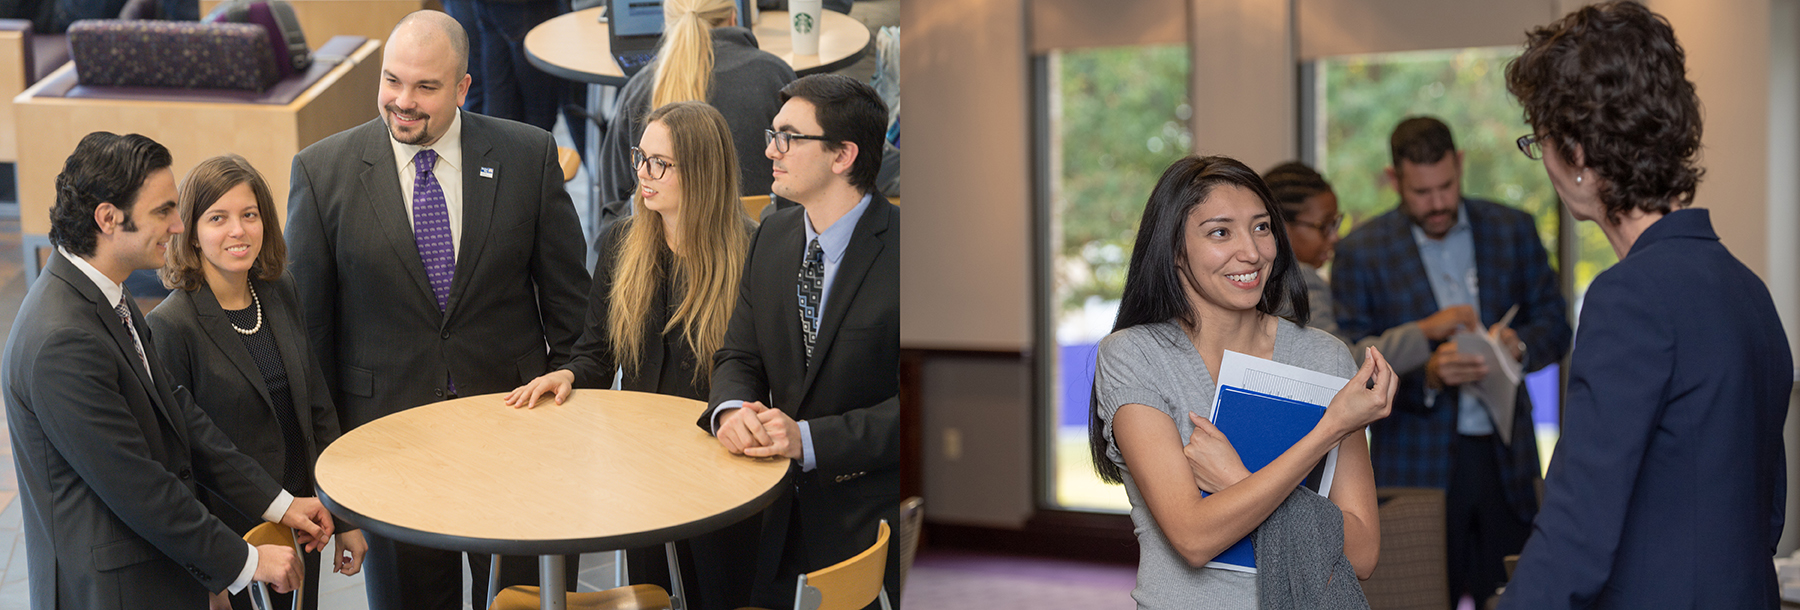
[486,546,676,610]
[742,194,772,220]
[559,146,582,183]
[241,522,304,610]
[895,497,922,596]
[1360,487,1448,610]
[738,520,892,610]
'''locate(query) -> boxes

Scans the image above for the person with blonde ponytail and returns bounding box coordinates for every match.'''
[594,0,794,235]
[506,101,758,610]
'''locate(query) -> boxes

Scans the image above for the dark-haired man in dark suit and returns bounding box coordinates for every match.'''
[1332,116,1571,607]
[702,73,899,609]
[4,131,334,610]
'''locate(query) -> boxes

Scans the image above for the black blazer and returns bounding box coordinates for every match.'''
[701,196,900,602]
[3,252,283,609]
[285,113,591,429]
[147,274,342,534]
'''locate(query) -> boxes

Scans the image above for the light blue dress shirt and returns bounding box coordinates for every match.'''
[1410,202,1496,436]
[714,193,875,471]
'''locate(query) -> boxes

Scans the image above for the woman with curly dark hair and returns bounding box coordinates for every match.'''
[1497,2,1792,607]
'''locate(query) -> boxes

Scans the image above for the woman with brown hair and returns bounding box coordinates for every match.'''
[148,154,365,610]
[507,100,757,610]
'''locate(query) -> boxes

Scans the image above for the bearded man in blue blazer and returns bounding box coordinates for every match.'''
[1332,116,1571,607]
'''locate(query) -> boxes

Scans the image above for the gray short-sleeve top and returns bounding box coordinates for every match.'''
[1094,317,1355,609]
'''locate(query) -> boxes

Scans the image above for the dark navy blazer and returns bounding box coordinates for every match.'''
[1499,209,1791,609]
[1332,198,1571,522]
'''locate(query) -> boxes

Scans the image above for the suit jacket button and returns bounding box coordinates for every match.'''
[434,388,445,398]
[178,468,192,480]
[441,331,450,340]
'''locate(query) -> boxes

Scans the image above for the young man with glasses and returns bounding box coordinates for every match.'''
[1331,116,1572,608]
[701,73,899,609]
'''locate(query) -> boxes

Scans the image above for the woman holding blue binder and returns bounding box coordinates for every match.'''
[1088,155,1397,608]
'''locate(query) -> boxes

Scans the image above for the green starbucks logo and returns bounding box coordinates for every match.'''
[793,12,814,34]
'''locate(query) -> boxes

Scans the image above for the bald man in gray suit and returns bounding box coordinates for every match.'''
[285,11,589,610]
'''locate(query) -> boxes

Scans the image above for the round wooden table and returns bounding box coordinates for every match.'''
[523,7,873,86]
[315,390,790,610]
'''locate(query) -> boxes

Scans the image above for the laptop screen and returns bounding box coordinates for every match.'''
[612,0,664,37]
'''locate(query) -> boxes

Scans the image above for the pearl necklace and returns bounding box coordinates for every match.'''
[230,284,263,335]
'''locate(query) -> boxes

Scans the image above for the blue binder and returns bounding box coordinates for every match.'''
[1203,385,1331,572]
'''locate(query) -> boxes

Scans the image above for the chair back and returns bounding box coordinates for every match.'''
[1361,488,1448,610]
[742,195,772,220]
[895,497,923,595]
[242,522,303,610]
[794,521,890,610]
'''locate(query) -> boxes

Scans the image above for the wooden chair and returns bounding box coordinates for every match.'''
[738,520,892,610]
[486,545,677,610]
[895,498,923,596]
[558,146,582,183]
[241,522,304,610]
[742,195,772,220]
[1360,488,1448,610]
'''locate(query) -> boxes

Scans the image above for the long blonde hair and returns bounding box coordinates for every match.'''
[651,0,735,109]
[608,101,750,385]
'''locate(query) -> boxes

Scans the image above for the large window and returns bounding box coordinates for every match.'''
[1314,46,1618,469]
[1041,44,1190,512]
[1037,44,1623,515]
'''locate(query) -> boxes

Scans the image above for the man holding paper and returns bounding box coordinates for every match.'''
[1332,116,1572,607]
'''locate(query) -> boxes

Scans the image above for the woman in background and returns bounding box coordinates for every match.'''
[1498,2,1792,607]
[149,155,365,610]
[593,0,795,230]
[508,101,758,610]
[1262,161,1471,370]
[1089,155,1394,609]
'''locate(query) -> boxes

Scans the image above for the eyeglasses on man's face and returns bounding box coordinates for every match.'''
[1290,213,1345,238]
[631,147,675,181]
[764,129,832,154]
[1516,134,1544,161]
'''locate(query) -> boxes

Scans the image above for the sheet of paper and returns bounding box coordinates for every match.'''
[1451,330,1522,445]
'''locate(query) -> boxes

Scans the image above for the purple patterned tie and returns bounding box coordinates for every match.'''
[411,149,454,311]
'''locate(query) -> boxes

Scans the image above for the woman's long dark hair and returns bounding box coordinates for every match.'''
[1088,155,1309,484]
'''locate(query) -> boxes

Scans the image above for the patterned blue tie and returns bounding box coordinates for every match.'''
[798,238,824,366]
[411,149,454,312]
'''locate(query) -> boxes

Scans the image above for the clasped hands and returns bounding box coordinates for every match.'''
[243,496,367,601]
[715,401,803,460]
[1182,347,1396,494]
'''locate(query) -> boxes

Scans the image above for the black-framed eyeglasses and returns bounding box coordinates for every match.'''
[1290,213,1345,238]
[1516,134,1543,161]
[631,147,675,180]
[764,128,832,154]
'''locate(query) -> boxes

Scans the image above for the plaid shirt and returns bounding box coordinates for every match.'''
[1331,198,1572,522]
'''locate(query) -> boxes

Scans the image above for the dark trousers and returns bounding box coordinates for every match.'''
[626,514,761,610]
[1447,433,1532,607]
[472,0,567,132]
[442,0,484,114]
[362,530,577,610]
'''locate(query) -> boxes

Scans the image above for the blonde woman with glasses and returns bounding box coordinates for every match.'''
[508,101,758,610]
